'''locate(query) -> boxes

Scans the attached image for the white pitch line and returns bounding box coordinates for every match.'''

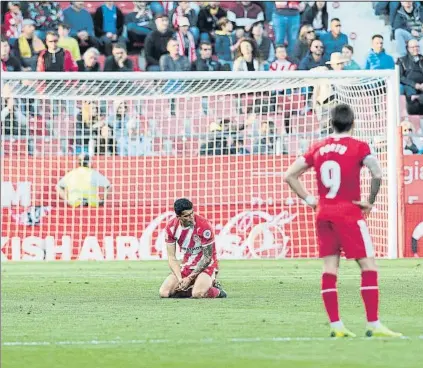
[2,336,422,347]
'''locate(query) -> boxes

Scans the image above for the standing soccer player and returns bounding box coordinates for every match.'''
[159,198,227,299]
[284,104,402,338]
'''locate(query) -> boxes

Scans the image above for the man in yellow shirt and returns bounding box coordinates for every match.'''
[56,154,111,207]
[58,23,81,61]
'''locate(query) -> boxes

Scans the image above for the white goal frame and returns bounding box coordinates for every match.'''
[1,70,399,259]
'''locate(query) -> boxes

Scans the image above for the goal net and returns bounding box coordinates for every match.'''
[0,71,398,261]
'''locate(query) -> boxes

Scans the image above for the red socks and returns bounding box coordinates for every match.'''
[206,287,220,298]
[361,270,379,322]
[321,273,340,323]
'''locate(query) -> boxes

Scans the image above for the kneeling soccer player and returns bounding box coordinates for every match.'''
[159,198,227,299]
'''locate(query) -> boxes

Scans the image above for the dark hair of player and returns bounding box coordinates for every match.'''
[78,154,90,167]
[174,198,193,216]
[330,104,354,133]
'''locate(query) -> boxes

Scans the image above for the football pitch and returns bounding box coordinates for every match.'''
[1,260,422,368]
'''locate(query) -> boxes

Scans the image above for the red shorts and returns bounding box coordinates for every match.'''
[181,265,218,280]
[316,217,374,259]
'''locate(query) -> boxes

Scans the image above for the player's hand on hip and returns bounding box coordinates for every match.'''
[352,200,373,215]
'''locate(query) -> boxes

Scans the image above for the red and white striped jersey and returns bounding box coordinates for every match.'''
[164,214,218,271]
[270,59,297,71]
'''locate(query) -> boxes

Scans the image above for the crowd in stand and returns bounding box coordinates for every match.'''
[1,1,423,156]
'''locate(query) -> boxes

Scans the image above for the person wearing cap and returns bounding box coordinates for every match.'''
[325,52,348,71]
[169,1,199,43]
[12,18,45,71]
[144,13,174,71]
[56,154,111,208]
[175,16,197,63]
[3,1,23,43]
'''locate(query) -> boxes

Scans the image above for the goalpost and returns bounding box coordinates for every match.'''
[0,70,399,261]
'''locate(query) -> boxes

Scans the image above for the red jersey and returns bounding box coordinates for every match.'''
[164,214,218,271]
[303,135,371,220]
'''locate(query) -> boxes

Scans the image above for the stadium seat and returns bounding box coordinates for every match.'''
[28,116,49,137]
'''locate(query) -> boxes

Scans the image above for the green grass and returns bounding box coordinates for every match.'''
[1,260,422,368]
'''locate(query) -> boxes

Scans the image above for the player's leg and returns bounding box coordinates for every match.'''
[192,269,226,299]
[317,219,356,337]
[158,274,179,298]
[341,220,402,337]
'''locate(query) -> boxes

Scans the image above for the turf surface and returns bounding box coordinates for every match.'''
[1,260,422,368]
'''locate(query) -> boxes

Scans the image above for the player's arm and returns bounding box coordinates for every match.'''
[166,242,182,283]
[187,242,213,281]
[353,155,382,213]
[284,157,316,208]
[363,155,382,205]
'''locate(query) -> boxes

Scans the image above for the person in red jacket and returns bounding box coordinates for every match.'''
[36,31,78,72]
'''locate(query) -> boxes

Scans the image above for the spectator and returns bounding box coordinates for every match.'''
[75,102,99,153]
[271,1,301,55]
[192,41,222,71]
[3,1,23,43]
[170,1,199,43]
[298,39,328,70]
[401,120,422,154]
[375,1,400,27]
[36,31,78,72]
[91,124,117,156]
[77,47,101,71]
[125,1,154,44]
[104,43,135,72]
[292,24,316,64]
[107,100,136,138]
[253,120,276,154]
[93,2,125,56]
[365,34,395,70]
[118,118,152,156]
[320,18,348,56]
[200,120,233,155]
[399,39,423,114]
[63,2,100,55]
[144,14,174,71]
[325,52,347,71]
[215,17,237,70]
[251,21,275,70]
[393,1,423,57]
[58,23,81,61]
[230,137,250,155]
[175,16,197,63]
[227,1,264,33]
[233,38,264,71]
[301,1,328,37]
[342,45,361,70]
[197,1,227,42]
[1,36,22,71]
[27,1,63,40]
[56,154,111,208]
[160,38,191,71]
[13,19,45,71]
[1,97,27,136]
[270,45,297,70]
